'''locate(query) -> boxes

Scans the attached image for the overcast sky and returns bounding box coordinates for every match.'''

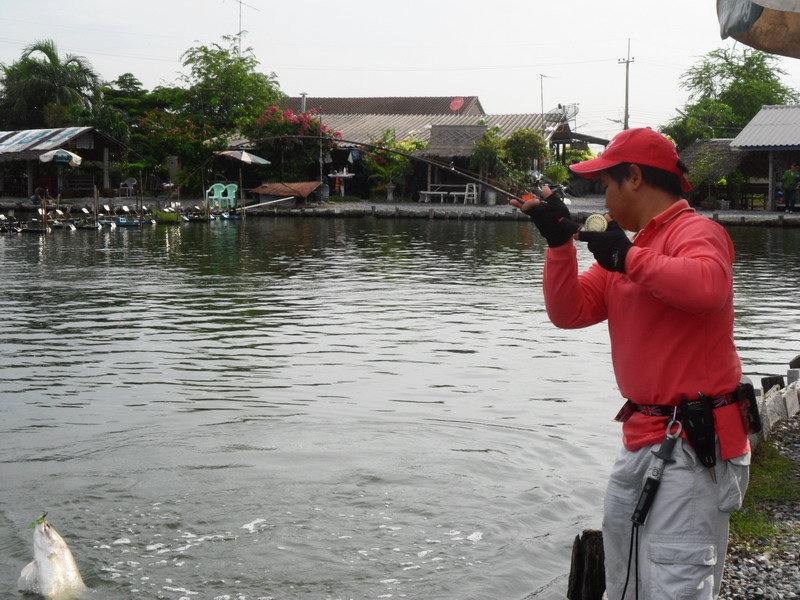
[2,0,799,142]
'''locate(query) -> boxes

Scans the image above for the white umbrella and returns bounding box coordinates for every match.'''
[215,150,271,211]
[39,149,82,167]
[215,150,270,165]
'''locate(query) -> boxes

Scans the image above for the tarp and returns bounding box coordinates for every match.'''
[718,0,800,58]
[251,181,322,199]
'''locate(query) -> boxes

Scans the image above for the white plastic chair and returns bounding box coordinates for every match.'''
[119,178,136,198]
[464,183,478,204]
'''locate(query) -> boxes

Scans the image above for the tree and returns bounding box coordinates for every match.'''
[245,107,341,182]
[0,39,101,128]
[503,128,548,171]
[180,34,282,132]
[362,129,426,194]
[470,127,548,192]
[662,45,799,150]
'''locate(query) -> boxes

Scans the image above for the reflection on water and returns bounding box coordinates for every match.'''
[0,219,797,599]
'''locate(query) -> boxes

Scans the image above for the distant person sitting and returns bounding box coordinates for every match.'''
[32,187,55,204]
[782,163,799,213]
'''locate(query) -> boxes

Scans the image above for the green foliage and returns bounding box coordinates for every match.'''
[662,98,738,150]
[154,210,181,223]
[663,45,799,150]
[729,439,800,548]
[244,107,340,182]
[543,163,569,185]
[469,126,507,176]
[138,110,223,190]
[504,128,548,171]
[685,144,734,193]
[565,146,596,165]
[0,38,101,128]
[744,440,800,505]
[470,127,548,192]
[179,34,282,132]
[362,129,425,192]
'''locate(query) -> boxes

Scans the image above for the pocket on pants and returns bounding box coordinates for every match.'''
[649,537,717,600]
[718,452,750,513]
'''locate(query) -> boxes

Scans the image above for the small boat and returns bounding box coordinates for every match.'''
[20,220,51,234]
[114,216,141,228]
[0,214,23,233]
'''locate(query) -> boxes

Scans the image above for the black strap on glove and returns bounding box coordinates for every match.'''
[521,198,580,248]
[578,221,633,272]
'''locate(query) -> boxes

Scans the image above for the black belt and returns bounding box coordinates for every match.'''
[614,392,738,422]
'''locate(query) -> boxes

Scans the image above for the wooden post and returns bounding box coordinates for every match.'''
[567,529,605,600]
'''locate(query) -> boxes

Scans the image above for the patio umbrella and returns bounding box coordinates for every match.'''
[215,150,271,166]
[215,150,271,210]
[39,149,82,167]
[718,0,800,59]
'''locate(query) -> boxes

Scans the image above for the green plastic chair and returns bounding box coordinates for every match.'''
[205,183,226,209]
[223,183,239,210]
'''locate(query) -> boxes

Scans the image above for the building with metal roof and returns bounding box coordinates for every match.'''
[731,104,800,209]
[0,126,130,198]
[281,96,485,116]
[314,112,555,147]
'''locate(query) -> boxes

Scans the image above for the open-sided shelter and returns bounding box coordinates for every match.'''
[0,126,128,198]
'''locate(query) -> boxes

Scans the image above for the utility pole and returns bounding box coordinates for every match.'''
[539,74,551,131]
[618,39,634,130]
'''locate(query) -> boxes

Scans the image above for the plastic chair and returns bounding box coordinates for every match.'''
[119,177,136,197]
[464,183,478,204]
[205,183,226,209]
[222,183,239,210]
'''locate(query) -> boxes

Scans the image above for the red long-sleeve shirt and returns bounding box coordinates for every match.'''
[543,200,748,460]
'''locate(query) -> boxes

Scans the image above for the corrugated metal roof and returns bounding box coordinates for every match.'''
[0,127,92,153]
[731,104,800,149]
[311,113,551,148]
[0,126,129,163]
[281,96,485,116]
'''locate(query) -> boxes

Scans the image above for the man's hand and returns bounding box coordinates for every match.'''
[578,221,633,272]
[512,194,580,248]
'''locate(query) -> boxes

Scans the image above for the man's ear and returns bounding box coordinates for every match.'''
[628,164,644,190]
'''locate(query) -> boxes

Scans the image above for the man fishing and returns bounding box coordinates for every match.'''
[512,127,751,599]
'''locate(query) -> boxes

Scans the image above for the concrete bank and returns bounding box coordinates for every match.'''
[254,196,800,227]
[3,195,800,227]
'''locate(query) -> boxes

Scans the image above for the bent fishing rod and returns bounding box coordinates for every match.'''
[252,135,527,202]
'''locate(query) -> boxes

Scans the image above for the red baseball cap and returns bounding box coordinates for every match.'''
[569,127,691,192]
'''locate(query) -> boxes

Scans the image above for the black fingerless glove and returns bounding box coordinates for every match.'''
[522,200,579,247]
[578,221,633,272]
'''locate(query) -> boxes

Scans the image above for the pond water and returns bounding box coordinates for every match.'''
[1,218,798,600]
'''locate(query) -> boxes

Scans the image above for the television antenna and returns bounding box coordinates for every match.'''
[226,0,261,52]
[544,103,579,123]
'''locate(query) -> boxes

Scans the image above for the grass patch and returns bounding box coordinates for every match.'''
[154,210,180,223]
[729,438,800,548]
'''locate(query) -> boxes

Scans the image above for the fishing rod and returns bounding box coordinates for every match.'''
[252,135,528,202]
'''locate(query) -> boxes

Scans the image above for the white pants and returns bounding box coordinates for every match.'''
[603,439,749,600]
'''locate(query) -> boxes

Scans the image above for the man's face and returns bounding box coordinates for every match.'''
[600,170,636,231]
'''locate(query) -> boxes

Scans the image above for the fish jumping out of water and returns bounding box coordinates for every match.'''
[18,514,88,599]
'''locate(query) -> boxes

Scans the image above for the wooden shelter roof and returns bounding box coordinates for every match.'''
[415,124,489,158]
[680,138,765,179]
